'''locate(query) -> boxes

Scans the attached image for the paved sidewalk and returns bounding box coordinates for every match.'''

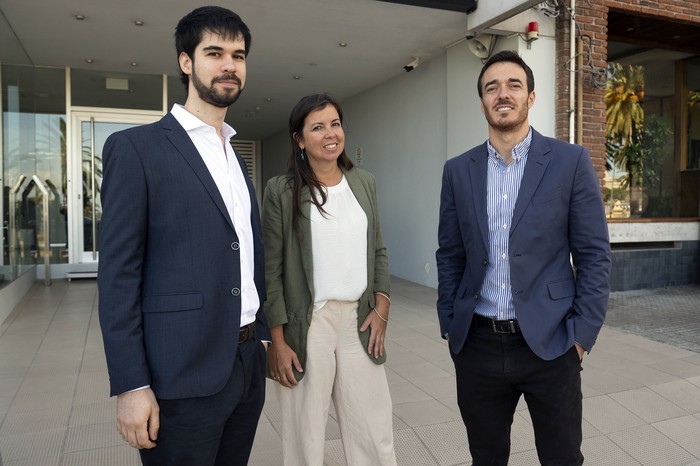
[0,279,699,465]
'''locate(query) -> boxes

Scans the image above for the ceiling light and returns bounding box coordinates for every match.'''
[265,98,272,102]
[338,42,347,47]
[75,14,86,20]
[293,75,301,80]
[134,20,144,26]
[84,58,93,64]
[130,62,138,67]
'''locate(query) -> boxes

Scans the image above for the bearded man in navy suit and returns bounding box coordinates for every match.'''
[436,51,611,466]
[98,6,270,465]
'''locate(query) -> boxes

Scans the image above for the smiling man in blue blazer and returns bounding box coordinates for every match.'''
[436,51,611,466]
[98,7,270,466]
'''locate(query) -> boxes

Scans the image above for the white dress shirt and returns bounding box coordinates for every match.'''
[171,104,259,327]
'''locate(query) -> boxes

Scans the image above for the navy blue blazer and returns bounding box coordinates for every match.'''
[436,129,611,360]
[98,113,270,399]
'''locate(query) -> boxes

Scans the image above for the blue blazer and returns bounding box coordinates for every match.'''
[436,129,611,360]
[98,113,270,399]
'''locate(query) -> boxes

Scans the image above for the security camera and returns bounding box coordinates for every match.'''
[403,57,421,72]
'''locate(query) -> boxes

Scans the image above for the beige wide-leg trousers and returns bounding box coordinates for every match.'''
[277,300,397,466]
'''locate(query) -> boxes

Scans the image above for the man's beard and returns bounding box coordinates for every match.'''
[485,100,528,132]
[191,68,243,108]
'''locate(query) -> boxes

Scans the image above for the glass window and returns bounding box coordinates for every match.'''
[605,57,676,218]
[605,41,700,219]
[2,64,68,281]
[687,59,700,171]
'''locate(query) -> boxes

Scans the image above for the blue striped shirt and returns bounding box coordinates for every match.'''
[474,128,533,320]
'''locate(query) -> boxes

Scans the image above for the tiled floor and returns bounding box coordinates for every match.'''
[1,278,699,466]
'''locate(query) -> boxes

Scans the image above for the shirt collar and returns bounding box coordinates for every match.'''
[486,127,533,162]
[171,104,236,140]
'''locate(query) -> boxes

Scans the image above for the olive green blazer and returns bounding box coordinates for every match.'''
[262,167,390,381]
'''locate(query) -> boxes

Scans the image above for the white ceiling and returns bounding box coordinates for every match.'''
[0,0,470,139]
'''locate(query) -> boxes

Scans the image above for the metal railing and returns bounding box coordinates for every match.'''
[8,174,52,286]
[8,174,26,282]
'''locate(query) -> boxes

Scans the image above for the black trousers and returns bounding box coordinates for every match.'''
[139,337,267,466]
[451,320,583,466]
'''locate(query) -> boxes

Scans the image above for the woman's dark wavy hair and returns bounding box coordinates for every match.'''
[287,93,353,237]
[175,6,251,92]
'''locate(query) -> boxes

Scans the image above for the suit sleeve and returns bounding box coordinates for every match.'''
[568,149,612,351]
[436,162,466,338]
[97,132,151,396]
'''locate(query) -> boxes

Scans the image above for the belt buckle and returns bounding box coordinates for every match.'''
[491,319,516,334]
[239,323,253,342]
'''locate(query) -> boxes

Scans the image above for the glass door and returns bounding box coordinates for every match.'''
[68,110,160,265]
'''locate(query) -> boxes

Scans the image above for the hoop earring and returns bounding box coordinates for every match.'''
[300,149,306,161]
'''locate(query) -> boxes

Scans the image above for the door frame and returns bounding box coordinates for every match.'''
[67,108,161,265]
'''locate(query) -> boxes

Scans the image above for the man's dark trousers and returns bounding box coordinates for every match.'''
[451,318,584,466]
[139,337,266,466]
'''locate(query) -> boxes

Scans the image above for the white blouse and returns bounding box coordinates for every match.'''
[310,175,368,310]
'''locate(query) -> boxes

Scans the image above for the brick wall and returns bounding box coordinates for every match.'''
[554,0,700,186]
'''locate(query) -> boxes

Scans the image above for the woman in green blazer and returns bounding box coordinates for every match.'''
[262,93,396,465]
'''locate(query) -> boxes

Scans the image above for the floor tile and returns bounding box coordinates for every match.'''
[608,424,695,466]
[610,387,688,422]
[582,395,647,434]
[649,379,700,414]
[392,399,462,427]
[413,420,470,465]
[652,416,700,457]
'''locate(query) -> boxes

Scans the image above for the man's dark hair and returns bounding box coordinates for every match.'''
[175,6,251,91]
[477,50,535,98]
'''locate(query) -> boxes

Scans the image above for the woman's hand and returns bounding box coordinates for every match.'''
[360,292,390,359]
[360,310,387,359]
[268,325,303,388]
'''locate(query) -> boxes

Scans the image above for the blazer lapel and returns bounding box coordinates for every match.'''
[510,131,550,235]
[161,113,235,231]
[469,145,490,248]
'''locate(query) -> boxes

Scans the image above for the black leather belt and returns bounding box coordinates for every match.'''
[239,323,256,343]
[473,314,521,334]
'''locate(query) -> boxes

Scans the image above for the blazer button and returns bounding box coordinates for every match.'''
[482,259,488,266]
[231,242,240,250]
[231,288,241,296]
[473,294,479,301]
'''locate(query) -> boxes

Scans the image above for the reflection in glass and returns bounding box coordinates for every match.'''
[2,65,66,288]
[79,121,139,257]
[7,176,52,282]
[605,61,674,218]
[687,61,700,170]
